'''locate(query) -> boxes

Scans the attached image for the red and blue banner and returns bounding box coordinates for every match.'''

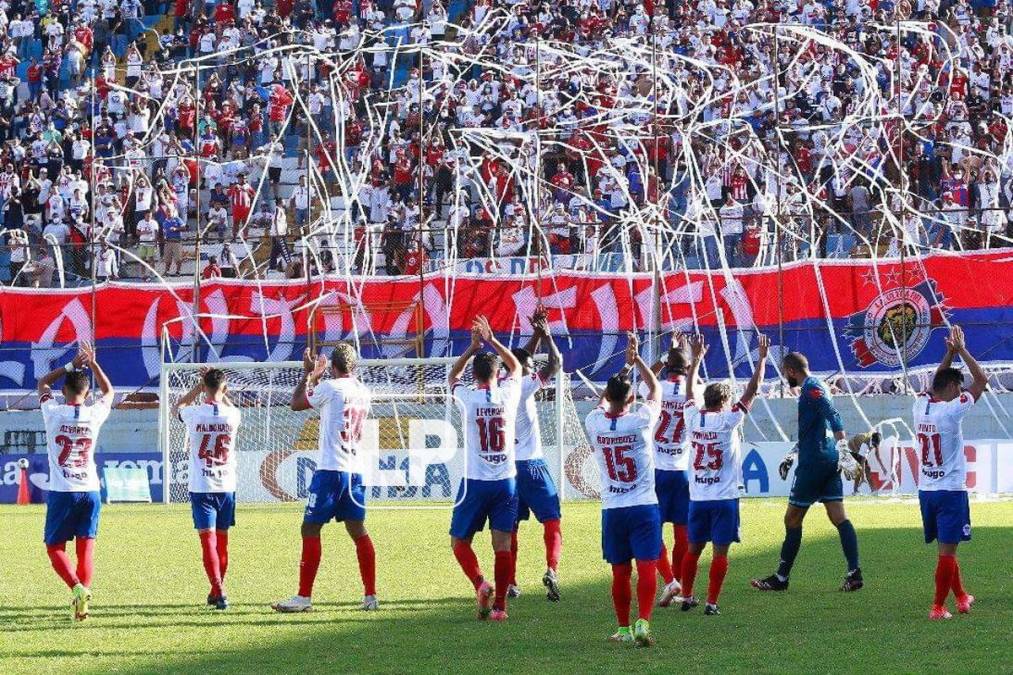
[1,250,1011,388]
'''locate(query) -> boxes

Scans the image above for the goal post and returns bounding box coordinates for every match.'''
[158,357,590,505]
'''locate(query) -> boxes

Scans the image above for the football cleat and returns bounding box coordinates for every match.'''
[543,568,561,602]
[475,581,494,620]
[680,595,699,612]
[271,595,313,613]
[632,619,655,647]
[71,584,91,622]
[206,594,217,607]
[507,584,521,599]
[840,568,864,592]
[489,609,509,622]
[361,595,379,611]
[212,595,229,611]
[608,626,633,643]
[956,594,975,614]
[704,603,720,616]
[929,605,952,620]
[658,579,682,607]
[751,574,789,591]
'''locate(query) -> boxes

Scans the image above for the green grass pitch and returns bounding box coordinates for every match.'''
[2,499,1010,674]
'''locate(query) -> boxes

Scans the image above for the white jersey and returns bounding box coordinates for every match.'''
[684,399,748,501]
[180,401,242,493]
[306,377,372,473]
[912,391,976,491]
[585,400,661,510]
[641,375,691,471]
[514,372,547,462]
[453,378,521,481]
[41,394,111,492]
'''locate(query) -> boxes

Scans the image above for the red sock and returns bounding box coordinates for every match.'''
[543,519,562,571]
[509,530,519,585]
[354,534,376,596]
[452,540,483,590]
[298,536,322,598]
[707,554,729,605]
[635,560,657,621]
[46,543,80,589]
[199,531,223,596]
[611,563,632,626]
[216,531,229,580]
[934,554,956,607]
[493,550,511,611]
[951,559,967,599]
[672,525,689,583]
[656,543,674,584]
[681,549,702,598]
[75,537,94,588]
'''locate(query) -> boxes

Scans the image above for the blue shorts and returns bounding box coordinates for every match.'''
[655,469,689,525]
[601,504,662,564]
[44,491,101,546]
[190,492,236,531]
[516,459,561,525]
[303,471,367,524]
[449,477,518,539]
[688,499,740,546]
[919,490,971,545]
[789,463,844,508]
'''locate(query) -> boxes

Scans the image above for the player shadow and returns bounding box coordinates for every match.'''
[24,523,1007,674]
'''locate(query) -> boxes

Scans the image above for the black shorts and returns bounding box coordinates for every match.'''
[268,167,282,182]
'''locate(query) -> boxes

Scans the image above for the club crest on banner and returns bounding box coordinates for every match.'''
[845,280,948,368]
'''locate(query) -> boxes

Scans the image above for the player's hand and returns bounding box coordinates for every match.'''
[689,333,708,361]
[302,348,316,374]
[946,325,965,353]
[837,439,859,480]
[530,313,549,337]
[757,334,770,360]
[469,323,482,349]
[625,332,638,365]
[778,446,797,481]
[74,343,94,369]
[474,315,493,342]
[312,354,328,378]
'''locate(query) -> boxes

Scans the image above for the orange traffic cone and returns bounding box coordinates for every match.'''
[16,459,30,505]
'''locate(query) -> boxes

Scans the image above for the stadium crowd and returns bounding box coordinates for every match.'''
[1,0,1013,286]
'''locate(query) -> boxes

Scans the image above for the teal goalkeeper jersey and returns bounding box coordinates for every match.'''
[796,377,844,468]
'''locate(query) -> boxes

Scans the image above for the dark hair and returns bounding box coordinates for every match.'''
[511,347,532,367]
[782,351,809,372]
[331,343,358,374]
[203,368,226,391]
[473,351,499,382]
[871,431,882,446]
[605,374,632,403]
[666,347,689,375]
[932,367,964,393]
[63,371,90,396]
[704,382,732,409]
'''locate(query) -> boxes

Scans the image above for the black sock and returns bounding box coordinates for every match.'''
[836,520,860,572]
[776,527,803,579]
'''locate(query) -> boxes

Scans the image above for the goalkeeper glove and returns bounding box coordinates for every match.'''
[778,446,797,481]
[837,439,860,481]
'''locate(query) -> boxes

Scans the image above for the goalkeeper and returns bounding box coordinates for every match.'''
[751,351,864,593]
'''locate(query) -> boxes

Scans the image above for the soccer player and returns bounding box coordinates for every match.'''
[586,333,661,647]
[507,309,563,602]
[646,334,694,608]
[448,316,522,621]
[679,334,769,615]
[847,430,881,494]
[917,325,986,620]
[751,350,864,592]
[272,344,378,613]
[173,368,241,610]
[37,343,114,621]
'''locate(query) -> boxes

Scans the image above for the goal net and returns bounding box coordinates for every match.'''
[159,358,593,504]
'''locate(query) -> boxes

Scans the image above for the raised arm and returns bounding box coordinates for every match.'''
[521,307,546,354]
[739,335,770,406]
[172,367,206,418]
[934,327,958,385]
[37,347,90,399]
[686,334,708,404]
[534,313,561,382]
[629,332,660,403]
[291,348,326,412]
[477,315,520,380]
[84,343,115,405]
[950,325,987,401]
[448,324,482,386]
